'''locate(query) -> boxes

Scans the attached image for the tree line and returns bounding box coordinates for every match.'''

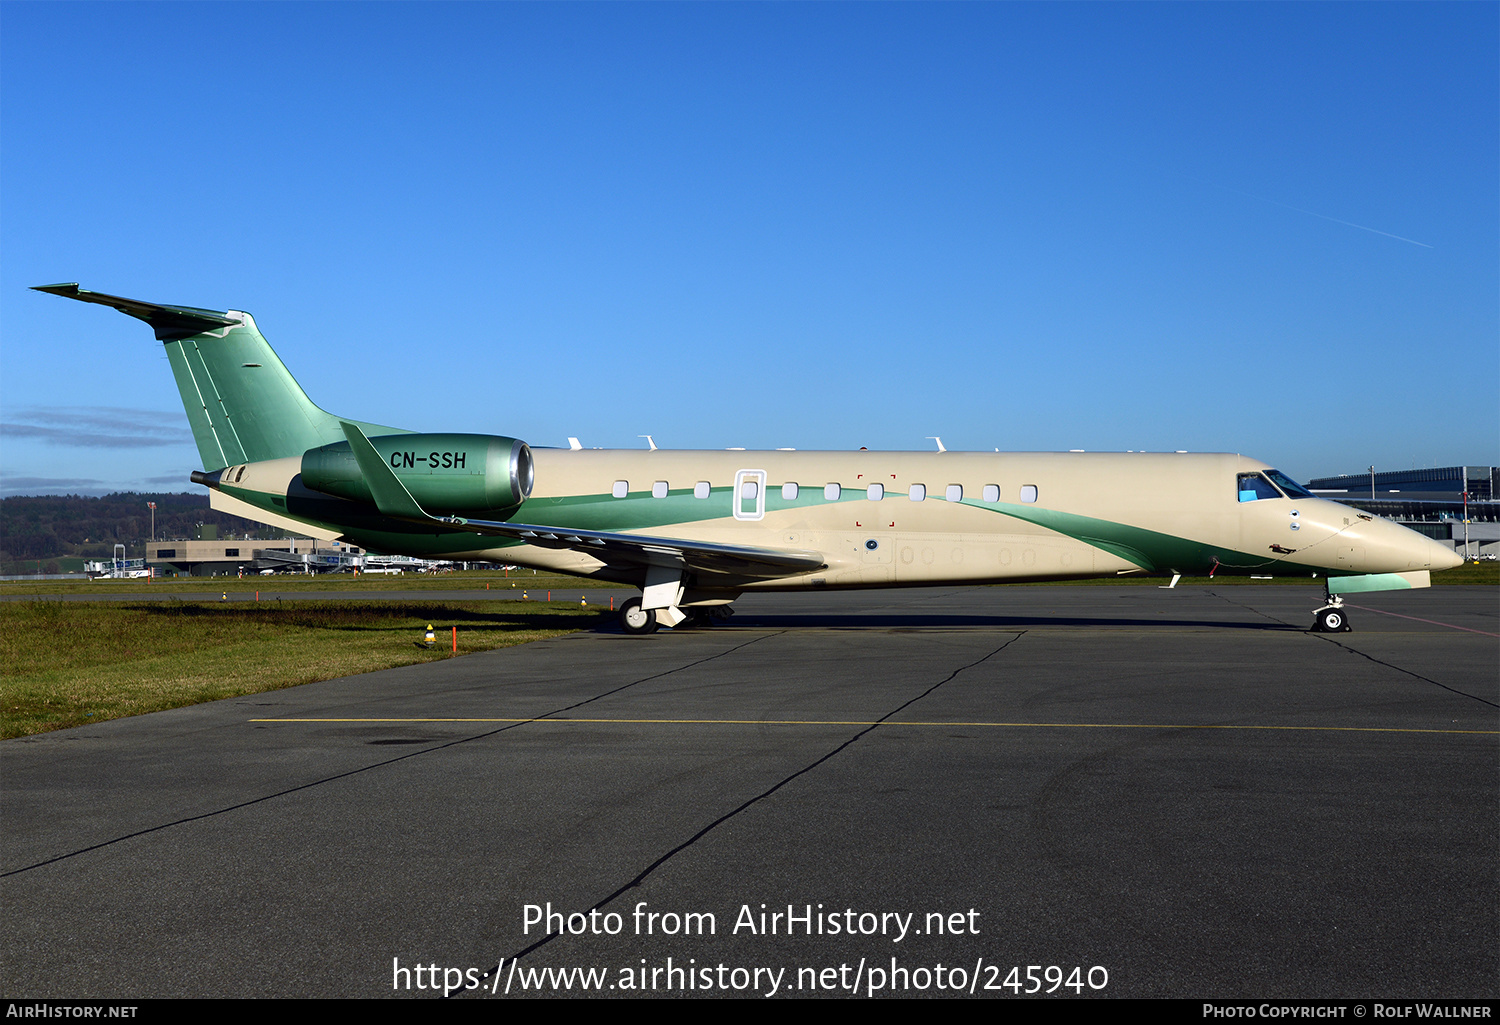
[1,492,277,569]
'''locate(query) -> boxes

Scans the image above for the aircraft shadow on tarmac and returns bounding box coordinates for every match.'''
[621,613,1299,631]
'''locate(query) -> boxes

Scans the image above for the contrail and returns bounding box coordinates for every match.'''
[1217,182,1434,248]
[1170,169,1434,248]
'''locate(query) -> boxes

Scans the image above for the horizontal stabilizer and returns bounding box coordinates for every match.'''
[32,283,241,341]
[339,422,432,521]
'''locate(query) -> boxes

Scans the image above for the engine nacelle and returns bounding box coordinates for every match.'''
[301,433,533,514]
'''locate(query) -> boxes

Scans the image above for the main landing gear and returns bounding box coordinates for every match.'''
[618,596,659,635]
[617,596,734,635]
[1310,595,1352,633]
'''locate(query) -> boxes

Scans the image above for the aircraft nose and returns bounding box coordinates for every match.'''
[1367,517,1464,573]
[1430,537,1464,571]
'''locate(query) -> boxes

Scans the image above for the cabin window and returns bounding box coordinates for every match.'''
[867,484,884,501]
[825,483,841,501]
[1020,485,1038,503]
[740,480,758,501]
[652,481,668,499]
[694,481,711,500]
[782,482,798,500]
[909,484,926,502]
[983,484,1000,502]
[945,484,963,503]
[1238,473,1281,502]
[612,480,629,499]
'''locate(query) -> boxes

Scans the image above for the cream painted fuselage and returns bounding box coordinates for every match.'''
[215,447,1458,601]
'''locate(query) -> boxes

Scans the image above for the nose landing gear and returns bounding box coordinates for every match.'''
[1310,595,1352,632]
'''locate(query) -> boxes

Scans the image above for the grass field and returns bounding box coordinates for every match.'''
[0,599,606,739]
[0,568,630,596]
[2,562,1492,740]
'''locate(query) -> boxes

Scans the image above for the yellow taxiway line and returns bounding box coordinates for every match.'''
[250,717,1496,735]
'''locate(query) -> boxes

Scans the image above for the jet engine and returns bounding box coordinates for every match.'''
[301,433,533,514]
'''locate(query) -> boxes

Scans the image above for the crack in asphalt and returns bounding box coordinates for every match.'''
[1,631,782,878]
[471,631,1026,987]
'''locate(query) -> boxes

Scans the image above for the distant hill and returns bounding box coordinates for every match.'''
[1,492,289,570]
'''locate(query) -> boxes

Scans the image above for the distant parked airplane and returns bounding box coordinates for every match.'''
[35,283,1459,633]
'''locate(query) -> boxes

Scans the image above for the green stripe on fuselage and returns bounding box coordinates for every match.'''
[959,499,1269,575]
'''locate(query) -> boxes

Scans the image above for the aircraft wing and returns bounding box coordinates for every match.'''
[339,422,824,580]
[436,516,825,577]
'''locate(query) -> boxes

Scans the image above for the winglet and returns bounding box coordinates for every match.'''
[339,421,442,523]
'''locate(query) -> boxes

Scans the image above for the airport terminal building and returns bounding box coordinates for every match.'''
[1307,465,1497,556]
[141,534,471,577]
[144,537,362,576]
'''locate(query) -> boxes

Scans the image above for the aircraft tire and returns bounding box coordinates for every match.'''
[1313,607,1349,633]
[619,597,659,635]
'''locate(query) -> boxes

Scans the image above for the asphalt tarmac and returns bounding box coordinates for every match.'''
[2,585,1495,999]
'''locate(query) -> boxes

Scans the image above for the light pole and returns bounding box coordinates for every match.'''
[1462,468,1470,561]
[147,501,156,541]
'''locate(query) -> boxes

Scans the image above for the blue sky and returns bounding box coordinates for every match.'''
[3,1,1495,496]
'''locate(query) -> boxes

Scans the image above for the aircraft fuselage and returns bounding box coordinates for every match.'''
[209,447,1456,597]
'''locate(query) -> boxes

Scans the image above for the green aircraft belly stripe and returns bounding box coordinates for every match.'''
[958,499,1277,574]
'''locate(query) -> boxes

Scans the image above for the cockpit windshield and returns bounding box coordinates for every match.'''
[1238,470,1315,502]
[1263,469,1315,499]
[1238,473,1281,502]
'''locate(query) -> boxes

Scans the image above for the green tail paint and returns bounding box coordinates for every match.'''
[33,284,406,469]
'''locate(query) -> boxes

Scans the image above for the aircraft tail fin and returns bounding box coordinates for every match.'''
[34,283,407,470]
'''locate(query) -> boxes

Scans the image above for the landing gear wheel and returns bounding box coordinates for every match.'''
[619,597,659,635]
[1312,606,1350,633]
